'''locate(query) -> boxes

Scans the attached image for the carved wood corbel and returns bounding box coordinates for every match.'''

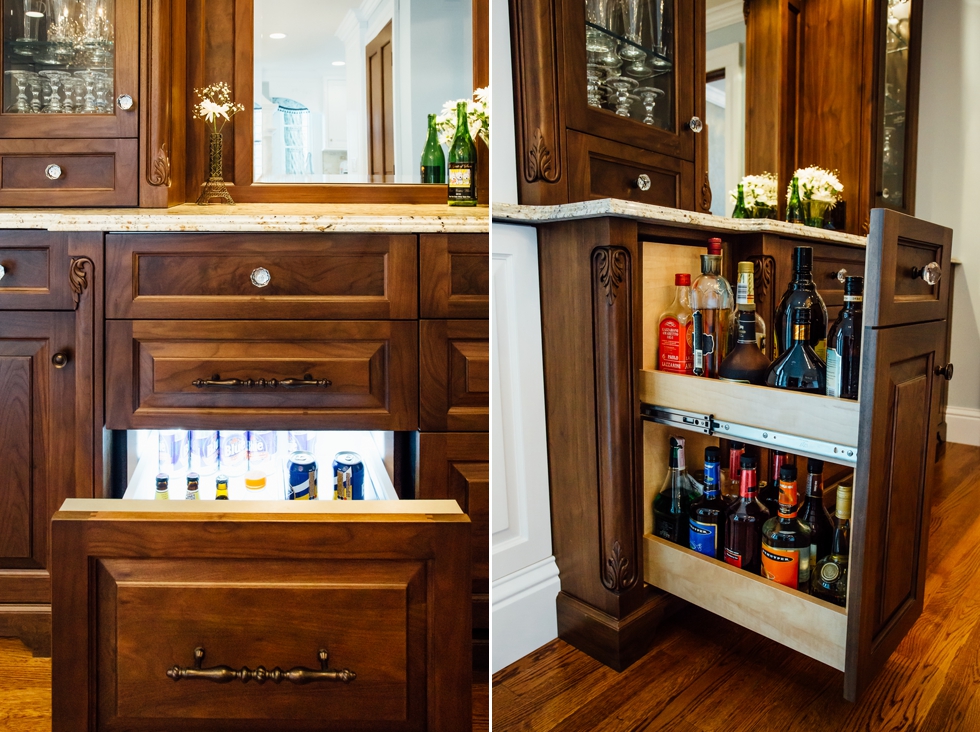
[69,256,94,310]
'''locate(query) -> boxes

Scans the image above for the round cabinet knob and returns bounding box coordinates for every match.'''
[635,174,652,191]
[52,352,69,369]
[911,261,942,286]
[45,164,62,180]
[934,363,954,381]
[0,264,5,282]
[687,116,703,133]
[116,94,134,111]
[250,267,271,288]
[836,268,848,283]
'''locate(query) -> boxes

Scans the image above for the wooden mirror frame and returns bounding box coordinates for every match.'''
[174,0,488,205]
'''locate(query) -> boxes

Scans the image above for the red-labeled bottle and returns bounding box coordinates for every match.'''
[722,441,745,506]
[658,273,694,374]
[758,450,795,517]
[724,455,770,573]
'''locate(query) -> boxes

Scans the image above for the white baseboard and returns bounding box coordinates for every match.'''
[491,556,561,673]
[947,407,980,446]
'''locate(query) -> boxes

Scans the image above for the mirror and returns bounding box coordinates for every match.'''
[253,0,472,185]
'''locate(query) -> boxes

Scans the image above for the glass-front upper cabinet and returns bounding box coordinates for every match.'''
[0,0,138,137]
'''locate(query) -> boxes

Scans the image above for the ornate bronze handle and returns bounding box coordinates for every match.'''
[192,373,332,389]
[167,647,355,685]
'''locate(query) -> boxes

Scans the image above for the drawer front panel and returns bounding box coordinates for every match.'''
[420,320,489,432]
[811,249,867,312]
[420,235,489,318]
[105,320,418,430]
[106,233,418,319]
[0,232,77,310]
[0,139,137,207]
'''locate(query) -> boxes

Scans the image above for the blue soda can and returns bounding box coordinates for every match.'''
[220,430,248,476]
[158,430,189,473]
[287,451,316,500]
[333,452,365,500]
[248,430,277,469]
[189,430,219,475]
[288,430,316,454]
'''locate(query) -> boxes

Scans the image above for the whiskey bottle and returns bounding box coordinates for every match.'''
[689,446,727,559]
[798,459,834,565]
[155,473,169,500]
[826,276,864,400]
[734,261,767,352]
[786,176,804,224]
[691,238,733,378]
[722,441,745,505]
[724,455,770,573]
[765,307,827,394]
[654,437,697,545]
[761,465,812,590]
[659,273,695,374]
[719,310,770,385]
[758,450,794,517]
[732,183,748,219]
[810,485,851,606]
[448,101,477,206]
[774,246,829,359]
[420,113,446,184]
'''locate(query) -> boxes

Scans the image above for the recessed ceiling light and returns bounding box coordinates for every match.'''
[270,32,286,39]
[332,61,346,66]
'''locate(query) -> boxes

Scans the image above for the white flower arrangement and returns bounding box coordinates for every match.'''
[789,166,844,206]
[192,82,246,133]
[436,87,490,147]
[730,173,778,210]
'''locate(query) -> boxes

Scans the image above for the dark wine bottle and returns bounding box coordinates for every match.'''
[724,455,770,574]
[826,276,863,400]
[420,113,446,184]
[653,437,697,545]
[786,176,804,224]
[719,310,770,385]
[758,450,794,518]
[765,307,827,394]
[773,246,829,359]
[761,464,813,590]
[689,446,728,559]
[810,485,851,606]
[797,458,834,568]
[732,183,748,218]
[447,101,477,206]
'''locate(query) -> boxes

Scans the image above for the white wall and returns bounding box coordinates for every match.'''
[914,0,980,445]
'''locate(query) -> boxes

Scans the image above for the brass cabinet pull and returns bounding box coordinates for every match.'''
[167,647,355,685]
[52,352,69,368]
[192,373,332,389]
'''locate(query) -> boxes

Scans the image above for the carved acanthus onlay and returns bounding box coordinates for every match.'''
[148,143,172,187]
[527,128,559,184]
[701,172,713,212]
[595,247,629,305]
[749,255,775,302]
[69,256,94,310]
[603,540,632,593]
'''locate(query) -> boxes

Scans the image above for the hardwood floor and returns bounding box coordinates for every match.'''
[493,443,980,731]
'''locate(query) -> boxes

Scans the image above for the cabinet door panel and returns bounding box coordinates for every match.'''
[846,320,944,701]
[420,320,489,432]
[420,235,489,319]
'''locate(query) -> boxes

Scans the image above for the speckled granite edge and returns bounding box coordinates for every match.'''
[492,199,867,247]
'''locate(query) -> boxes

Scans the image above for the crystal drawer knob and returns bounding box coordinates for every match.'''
[911,261,941,286]
[45,164,62,180]
[116,94,134,111]
[836,268,848,283]
[0,264,5,282]
[635,174,652,191]
[688,116,703,133]
[250,267,271,288]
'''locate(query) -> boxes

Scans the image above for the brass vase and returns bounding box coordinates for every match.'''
[196,131,235,205]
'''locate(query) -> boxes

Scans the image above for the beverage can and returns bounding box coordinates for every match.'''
[287,451,316,500]
[158,430,189,473]
[219,430,248,476]
[189,430,219,475]
[287,430,316,454]
[333,452,365,500]
[248,430,277,469]
[155,473,169,500]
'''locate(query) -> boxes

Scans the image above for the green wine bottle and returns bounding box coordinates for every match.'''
[787,176,804,224]
[420,113,445,184]
[448,101,477,206]
[732,183,748,218]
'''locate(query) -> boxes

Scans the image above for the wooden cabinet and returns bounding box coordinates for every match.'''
[420,320,489,432]
[420,235,489,319]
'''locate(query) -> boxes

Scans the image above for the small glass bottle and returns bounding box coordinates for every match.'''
[798,458,835,566]
[758,450,794,518]
[689,446,728,559]
[155,473,169,500]
[185,472,200,500]
[719,310,770,385]
[691,238,733,378]
[774,246,829,359]
[761,465,812,590]
[826,276,864,400]
[722,441,745,505]
[420,113,446,184]
[215,474,230,500]
[448,101,477,206]
[765,307,827,394]
[811,485,851,606]
[653,436,698,546]
[732,183,748,218]
[724,455,770,573]
[786,176,805,224]
[734,260,767,355]
[659,273,695,375]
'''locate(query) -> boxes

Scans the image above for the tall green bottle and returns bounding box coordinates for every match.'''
[732,183,748,218]
[786,176,805,224]
[420,113,445,184]
[448,101,477,206]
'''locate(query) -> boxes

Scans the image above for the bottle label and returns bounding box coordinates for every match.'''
[737,272,755,307]
[815,339,827,362]
[762,544,810,588]
[792,324,809,342]
[724,547,743,568]
[448,163,476,200]
[704,463,721,494]
[844,295,862,302]
[689,520,719,558]
[659,317,693,373]
[826,348,842,398]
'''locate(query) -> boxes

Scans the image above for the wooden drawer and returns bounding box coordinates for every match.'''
[51,500,471,732]
[0,231,85,310]
[567,130,694,209]
[420,234,489,319]
[106,233,418,320]
[420,320,489,432]
[0,139,137,207]
[810,247,867,311]
[105,320,418,430]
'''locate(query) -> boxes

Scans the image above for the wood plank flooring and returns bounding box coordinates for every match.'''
[493,443,980,731]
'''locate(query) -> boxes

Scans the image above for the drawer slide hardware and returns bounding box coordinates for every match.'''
[167,647,356,685]
[641,404,858,465]
[192,374,332,389]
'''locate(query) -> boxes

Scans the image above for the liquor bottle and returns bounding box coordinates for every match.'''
[786,176,804,224]
[658,273,694,375]
[155,473,169,500]
[826,276,864,400]
[722,441,745,505]
[758,450,794,517]
[653,436,697,545]
[732,183,748,218]
[689,446,728,559]
[734,261,767,355]
[761,464,812,590]
[811,485,851,606]
[724,455,770,573]
[215,474,229,500]
[765,307,826,394]
[798,458,834,565]
[185,472,200,500]
[719,310,770,385]
[447,101,477,206]
[420,113,446,184]
[774,246,829,359]
[691,238,733,378]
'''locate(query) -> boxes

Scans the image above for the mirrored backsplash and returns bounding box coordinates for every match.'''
[253,0,472,185]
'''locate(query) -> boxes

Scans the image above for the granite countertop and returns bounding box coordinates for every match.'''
[493,199,868,247]
[0,204,489,233]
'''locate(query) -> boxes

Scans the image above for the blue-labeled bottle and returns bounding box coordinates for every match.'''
[689,446,728,559]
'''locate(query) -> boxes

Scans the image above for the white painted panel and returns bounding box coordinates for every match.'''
[491,556,561,673]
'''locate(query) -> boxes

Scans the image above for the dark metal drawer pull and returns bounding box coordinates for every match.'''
[168,647,356,685]
[192,373,332,389]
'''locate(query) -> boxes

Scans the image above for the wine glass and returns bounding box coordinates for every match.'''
[634,86,664,125]
[604,76,637,117]
[4,70,31,113]
[587,64,606,107]
[650,0,671,67]
[26,72,42,113]
[74,70,97,113]
[618,0,647,66]
[92,71,109,112]
[39,70,69,113]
